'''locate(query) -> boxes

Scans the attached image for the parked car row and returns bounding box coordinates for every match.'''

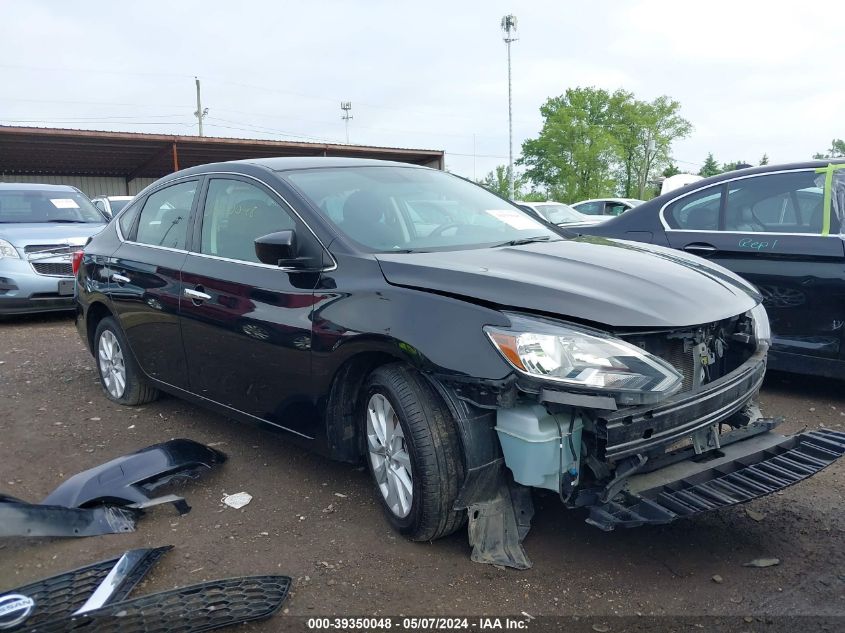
[0,186,137,316]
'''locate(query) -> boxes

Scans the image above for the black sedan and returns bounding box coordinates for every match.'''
[580,160,845,379]
[74,158,843,561]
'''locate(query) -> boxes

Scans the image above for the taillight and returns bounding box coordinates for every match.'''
[71,250,84,274]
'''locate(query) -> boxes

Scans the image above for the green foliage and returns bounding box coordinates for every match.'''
[662,163,681,178]
[519,87,691,202]
[813,139,845,159]
[698,153,720,177]
[477,164,528,199]
[721,160,748,172]
[759,153,769,166]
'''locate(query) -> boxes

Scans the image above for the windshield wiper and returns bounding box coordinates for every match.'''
[493,235,556,247]
[47,219,90,223]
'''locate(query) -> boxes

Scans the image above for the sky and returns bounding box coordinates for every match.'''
[1,0,842,181]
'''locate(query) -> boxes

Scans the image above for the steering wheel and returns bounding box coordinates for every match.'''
[429,222,468,237]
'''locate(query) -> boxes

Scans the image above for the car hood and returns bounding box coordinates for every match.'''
[0,223,106,249]
[375,236,760,329]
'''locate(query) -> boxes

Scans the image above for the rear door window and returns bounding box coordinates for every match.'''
[723,171,826,234]
[134,181,197,249]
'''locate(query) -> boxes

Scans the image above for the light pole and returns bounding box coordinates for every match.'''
[194,77,208,137]
[340,102,353,144]
[501,14,518,199]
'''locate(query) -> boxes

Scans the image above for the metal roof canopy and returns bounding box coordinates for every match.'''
[0,126,444,180]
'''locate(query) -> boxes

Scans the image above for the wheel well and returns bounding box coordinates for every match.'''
[85,301,113,353]
[325,352,399,462]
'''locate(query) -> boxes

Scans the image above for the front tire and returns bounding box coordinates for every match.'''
[362,363,465,541]
[94,317,159,406]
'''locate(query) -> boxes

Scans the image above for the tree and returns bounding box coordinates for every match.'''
[699,153,720,177]
[477,164,527,199]
[629,96,692,199]
[813,139,845,159]
[721,160,749,172]
[759,153,769,165]
[519,87,691,201]
[519,87,620,202]
[662,163,681,178]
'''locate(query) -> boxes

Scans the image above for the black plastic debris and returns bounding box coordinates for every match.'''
[42,438,227,514]
[0,440,226,538]
[0,495,140,539]
[18,576,291,633]
[587,428,845,530]
[0,547,171,629]
[0,546,291,632]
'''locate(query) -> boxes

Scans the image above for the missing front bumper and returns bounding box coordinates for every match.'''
[585,428,845,530]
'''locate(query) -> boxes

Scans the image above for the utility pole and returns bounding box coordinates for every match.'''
[501,15,518,199]
[194,77,208,137]
[340,102,353,144]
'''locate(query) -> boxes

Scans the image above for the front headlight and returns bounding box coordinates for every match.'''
[749,302,771,346]
[485,315,682,405]
[0,238,20,259]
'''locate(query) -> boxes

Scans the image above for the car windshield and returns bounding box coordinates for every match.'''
[283,166,560,252]
[109,199,130,213]
[533,203,588,224]
[0,190,105,224]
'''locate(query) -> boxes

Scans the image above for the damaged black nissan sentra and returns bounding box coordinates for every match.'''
[75,158,845,567]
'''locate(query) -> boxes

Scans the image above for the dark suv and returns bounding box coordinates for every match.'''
[75,158,844,562]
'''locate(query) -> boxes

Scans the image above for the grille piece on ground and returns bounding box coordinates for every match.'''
[28,575,292,633]
[0,547,170,630]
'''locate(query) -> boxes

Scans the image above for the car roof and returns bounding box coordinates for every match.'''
[237,156,428,171]
[0,182,79,192]
[573,197,639,204]
[643,159,845,206]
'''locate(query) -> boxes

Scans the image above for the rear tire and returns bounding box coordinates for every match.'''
[93,316,159,406]
[362,363,465,541]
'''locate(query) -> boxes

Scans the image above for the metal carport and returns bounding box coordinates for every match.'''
[0,126,445,197]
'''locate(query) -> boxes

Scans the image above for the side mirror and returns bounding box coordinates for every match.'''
[255,230,297,266]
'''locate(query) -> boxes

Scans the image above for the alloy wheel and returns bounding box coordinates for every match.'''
[366,393,413,518]
[98,330,127,399]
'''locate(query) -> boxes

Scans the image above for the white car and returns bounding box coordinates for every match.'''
[515,201,605,227]
[90,195,134,219]
[571,197,645,217]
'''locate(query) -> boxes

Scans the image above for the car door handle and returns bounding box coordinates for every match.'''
[111,273,131,284]
[683,243,718,255]
[184,287,212,302]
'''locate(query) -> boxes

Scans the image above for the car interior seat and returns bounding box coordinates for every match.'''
[340,190,403,249]
[684,205,718,230]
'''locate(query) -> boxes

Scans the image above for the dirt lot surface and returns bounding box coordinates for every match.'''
[1,314,844,629]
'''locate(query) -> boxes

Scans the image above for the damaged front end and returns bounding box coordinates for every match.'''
[448,305,845,567]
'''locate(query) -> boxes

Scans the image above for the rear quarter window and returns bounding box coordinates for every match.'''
[665,187,722,230]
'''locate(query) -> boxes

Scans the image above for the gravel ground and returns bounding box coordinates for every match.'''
[1,313,843,628]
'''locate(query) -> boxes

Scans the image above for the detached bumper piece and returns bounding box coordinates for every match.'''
[587,429,845,531]
[0,495,140,538]
[0,440,226,539]
[42,439,228,515]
